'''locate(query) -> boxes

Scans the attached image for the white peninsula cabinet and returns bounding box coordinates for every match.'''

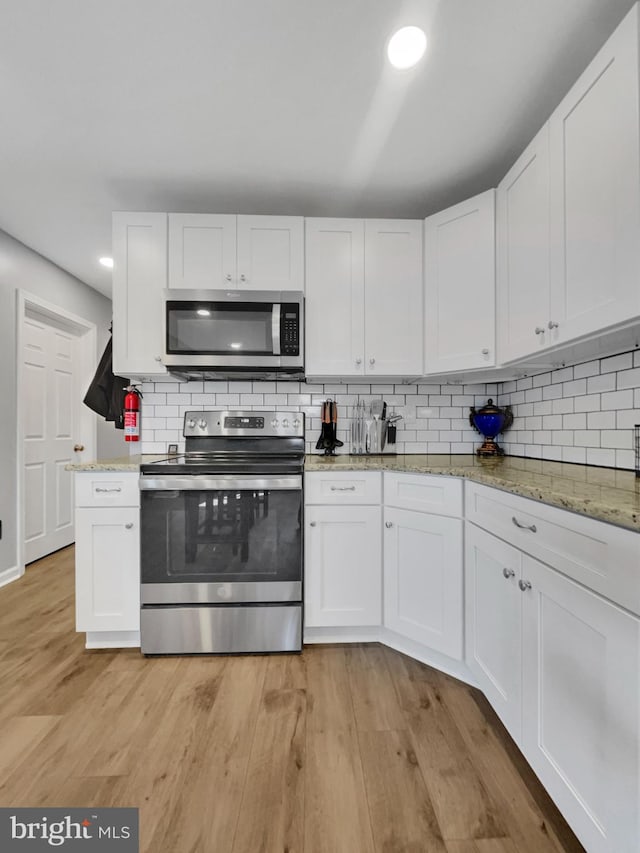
[304,471,382,629]
[112,212,168,377]
[383,472,463,660]
[424,189,496,373]
[465,482,640,853]
[168,213,304,291]
[305,218,423,378]
[74,472,141,649]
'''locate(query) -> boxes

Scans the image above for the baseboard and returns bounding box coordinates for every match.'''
[304,626,382,644]
[85,630,141,649]
[0,565,21,589]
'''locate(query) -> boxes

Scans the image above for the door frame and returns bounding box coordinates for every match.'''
[15,290,97,578]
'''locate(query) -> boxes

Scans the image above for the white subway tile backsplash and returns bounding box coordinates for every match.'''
[138,350,640,471]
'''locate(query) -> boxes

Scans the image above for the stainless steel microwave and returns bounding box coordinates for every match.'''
[162,289,304,380]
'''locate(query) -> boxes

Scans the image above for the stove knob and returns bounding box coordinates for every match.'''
[282,418,289,428]
[293,418,300,428]
[271,418,279,428]
[198,419,207,430]
[187,419,196,429]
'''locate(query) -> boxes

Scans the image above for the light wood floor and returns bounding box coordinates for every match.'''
[0,546,585,853]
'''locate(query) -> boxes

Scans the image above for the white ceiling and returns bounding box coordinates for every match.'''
[0,0,635,297]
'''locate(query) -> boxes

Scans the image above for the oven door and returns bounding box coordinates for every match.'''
[139,475,302,604]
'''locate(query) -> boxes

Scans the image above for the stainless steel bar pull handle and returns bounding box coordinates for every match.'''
[330,486,356,491]
[502,568,515,579]
[512,516,536,533]
[519,580,532,592]
[95,487,122,493]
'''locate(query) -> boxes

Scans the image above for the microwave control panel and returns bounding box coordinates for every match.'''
[281,304,300,355]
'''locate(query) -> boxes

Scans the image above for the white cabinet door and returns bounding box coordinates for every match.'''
[75,507,140,632]
[497,125,551,362]
[237,215,304,291]
[112,212,167,376]
[364,219,423,375]
[465,523,523,741]
[549,5,640,343]
[168,213,236,289]
[304,505,381,627]
[521,555,640,853]
[384,507,462,660]
[305,218,365,376]
[424,190,496,372]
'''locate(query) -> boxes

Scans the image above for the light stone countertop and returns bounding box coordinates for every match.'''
[69,453,640,532]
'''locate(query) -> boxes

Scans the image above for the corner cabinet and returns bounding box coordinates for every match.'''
[168,213,304,291]
[465,483,640,853]
[112,212,168,377]
[424,189,496,373]
[74,472,141,648]
[305,218,423,377]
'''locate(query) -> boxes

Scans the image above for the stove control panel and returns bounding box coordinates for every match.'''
[183,410,304,438]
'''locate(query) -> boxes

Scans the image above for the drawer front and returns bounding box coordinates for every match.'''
[305,471,382,505]
[465,481,640,615]
[384,472,462,517]
[75,472,140,507]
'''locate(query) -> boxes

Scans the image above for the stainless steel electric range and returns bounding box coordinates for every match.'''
[139,410,304,654]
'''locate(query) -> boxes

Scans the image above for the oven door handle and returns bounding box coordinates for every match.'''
[139,475,302,491]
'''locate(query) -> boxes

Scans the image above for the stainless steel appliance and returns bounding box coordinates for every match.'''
[139,410,304,654]
[162,289,304,380]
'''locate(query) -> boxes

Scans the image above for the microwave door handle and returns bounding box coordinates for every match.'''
[272,303,281,356]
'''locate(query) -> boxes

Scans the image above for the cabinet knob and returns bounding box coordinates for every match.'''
[534,327,545,336]
[356,358,362,365]
[240,274,247,282]
[125,522,133,529]
[548,320,559,330]
[369,357,375,365]
[225,273,232,282]
[73,444,84,452]
[518,579,532,592]
[155,355,162,361]
[502,568,515,579]
[385,521,393,528]
[481,348,490,356]
[309,521,316,527]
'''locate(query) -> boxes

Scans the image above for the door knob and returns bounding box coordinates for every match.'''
[73,444,84,452]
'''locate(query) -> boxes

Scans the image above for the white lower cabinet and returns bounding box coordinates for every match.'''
[383,506,463,659]
[74,472,140,647]
[466,519,640,853]
[304,504,381,627]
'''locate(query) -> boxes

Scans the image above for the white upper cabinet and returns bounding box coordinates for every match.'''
[496,125,551,363]
[168,213,304,291]
[424,190,495,373]
[305,218,365,376]
[364,219,423,376]
[112,211,167,376]
[549,5,640,343]
[306,218,423,377]
[168,213,236,288]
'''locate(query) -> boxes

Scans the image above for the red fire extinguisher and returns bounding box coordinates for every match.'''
[124,385,142,442]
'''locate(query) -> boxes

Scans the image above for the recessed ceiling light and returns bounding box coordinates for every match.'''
[99,256,114,268]
[196,308,211,317]
[387,26,427,70]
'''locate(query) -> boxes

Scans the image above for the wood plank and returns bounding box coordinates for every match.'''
[305,727,375,853]
[346,643,405,732]
[232,686,306,853]
[384,647,508,843]
[304,645,356,733]
[0,715,61,779]
[359,728,447,852]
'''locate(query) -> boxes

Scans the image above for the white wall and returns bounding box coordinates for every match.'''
[0,229,121,575]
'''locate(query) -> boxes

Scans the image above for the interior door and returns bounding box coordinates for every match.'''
[22,313,80,562]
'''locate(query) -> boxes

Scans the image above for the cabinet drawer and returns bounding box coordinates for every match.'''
[75,472,140,507]
[384,472,462,517]
[305,471,381,505]
[465,481,640,615]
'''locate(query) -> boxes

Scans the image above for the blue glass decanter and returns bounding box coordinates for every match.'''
[469,399,513,457]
